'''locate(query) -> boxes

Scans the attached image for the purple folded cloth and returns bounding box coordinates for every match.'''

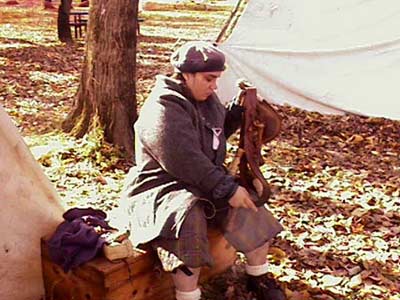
[47,207,113,272]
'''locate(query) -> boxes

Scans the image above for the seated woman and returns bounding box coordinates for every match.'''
[121,41,286,300]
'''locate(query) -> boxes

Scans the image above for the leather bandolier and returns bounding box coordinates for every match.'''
[228,80,282,206]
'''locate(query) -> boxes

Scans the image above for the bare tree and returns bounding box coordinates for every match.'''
[57,0,73,44]
[62,0,139,161]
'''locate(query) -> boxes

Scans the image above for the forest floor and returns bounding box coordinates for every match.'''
[1,1,400,299]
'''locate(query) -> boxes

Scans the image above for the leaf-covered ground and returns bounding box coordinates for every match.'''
[0,1,399,299]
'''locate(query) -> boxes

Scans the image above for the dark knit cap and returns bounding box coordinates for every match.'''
[170,41,226,73]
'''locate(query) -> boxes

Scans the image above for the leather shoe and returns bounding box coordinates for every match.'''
[246,273,287,300]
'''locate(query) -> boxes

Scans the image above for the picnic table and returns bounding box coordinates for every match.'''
[69,9,88,39]
[69,9,144,39]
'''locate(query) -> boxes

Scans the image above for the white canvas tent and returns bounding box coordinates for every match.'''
[218,0,400,120]
[0,105,64,300]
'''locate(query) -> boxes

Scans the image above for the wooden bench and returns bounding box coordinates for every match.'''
[41,228,236,300]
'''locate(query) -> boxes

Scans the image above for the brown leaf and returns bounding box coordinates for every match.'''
[269,246,287,259]
[95,175,107,185]
[289,290,311,300]
[346,134,364,144]
[347,266,362,276]
[351,208,367,217]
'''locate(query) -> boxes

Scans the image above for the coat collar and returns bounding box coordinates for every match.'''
[155,75,219,106]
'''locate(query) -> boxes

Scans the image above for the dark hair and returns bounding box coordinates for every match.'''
[171,72,185,81]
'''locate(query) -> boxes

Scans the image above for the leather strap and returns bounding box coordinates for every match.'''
[236,85,281,206]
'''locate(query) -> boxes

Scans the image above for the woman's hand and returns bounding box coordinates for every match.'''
[228,186,258,212]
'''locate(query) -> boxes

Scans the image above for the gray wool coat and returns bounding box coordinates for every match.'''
[122,75,242,246]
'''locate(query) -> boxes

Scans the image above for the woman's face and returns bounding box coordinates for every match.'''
[183,71,222,101]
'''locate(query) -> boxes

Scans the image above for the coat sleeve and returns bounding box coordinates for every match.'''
[136,98,237,208]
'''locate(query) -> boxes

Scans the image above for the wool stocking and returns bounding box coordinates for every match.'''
[175,288,201,300]
[245,261,269,277]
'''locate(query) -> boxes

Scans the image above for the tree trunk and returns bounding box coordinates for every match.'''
[62,0,138,162]
[57,0,73,44]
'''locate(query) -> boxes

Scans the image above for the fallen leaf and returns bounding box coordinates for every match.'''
[95,175,107,185]
[351,207,367,217]
[319,274,343,287]
[269,246,287,259]
[348,274,363,288]
[347,266,362,276]
[289,290,311,300]
[347,134,364,144]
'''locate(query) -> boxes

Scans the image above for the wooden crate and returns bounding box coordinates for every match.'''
[41,228,236,300]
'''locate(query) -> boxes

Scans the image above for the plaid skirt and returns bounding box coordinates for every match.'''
[151,198,283,271]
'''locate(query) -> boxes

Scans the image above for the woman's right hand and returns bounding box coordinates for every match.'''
[228,186,258,212]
